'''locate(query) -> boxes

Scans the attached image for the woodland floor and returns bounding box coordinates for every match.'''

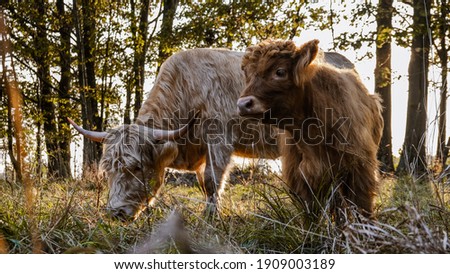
[0,162,450,254]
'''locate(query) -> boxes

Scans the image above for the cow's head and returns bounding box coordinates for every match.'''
[237,39,319,122]
[68,118,193,221]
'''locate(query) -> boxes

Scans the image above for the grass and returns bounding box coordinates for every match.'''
[0,164,450,254]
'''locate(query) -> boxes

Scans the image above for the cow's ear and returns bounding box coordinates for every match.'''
[293,40,319,87]
[294,39,319,70]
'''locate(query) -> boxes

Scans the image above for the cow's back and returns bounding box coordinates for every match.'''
[138,49,244,124]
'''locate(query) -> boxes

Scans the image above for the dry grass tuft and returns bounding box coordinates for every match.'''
[345,205,450,253]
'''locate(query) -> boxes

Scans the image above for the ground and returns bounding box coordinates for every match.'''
[0,163,449,254]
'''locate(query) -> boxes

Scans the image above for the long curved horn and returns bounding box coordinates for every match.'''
[67,118,107,143]
[152,111,199,141]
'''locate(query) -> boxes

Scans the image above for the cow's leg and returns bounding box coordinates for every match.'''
[281,140,313,204]
[195,164,206,194]
[148,169,166,207]
[201,144,233,217]
[354,168,378,219]
[342,163,378,219]
[282,147,317,214]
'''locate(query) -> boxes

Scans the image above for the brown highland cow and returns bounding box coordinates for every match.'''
[237,39,383,218]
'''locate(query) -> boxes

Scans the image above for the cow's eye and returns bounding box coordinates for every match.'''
[275,68,286,78]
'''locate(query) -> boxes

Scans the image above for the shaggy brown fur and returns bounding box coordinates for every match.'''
[238,39,383,218]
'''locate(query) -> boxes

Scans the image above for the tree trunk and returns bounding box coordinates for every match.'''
[5,92,21,183]
[124,78,132,124]
[396,0,431,176]
[436,0,448,168]
[375,0,394,173]
[124,0,137,125]
[157,0,179,71]
[74,0,102,173]
[35,0,61,179]
[55,0,73,179]
[83,0,102,164]
[133,0,150,119]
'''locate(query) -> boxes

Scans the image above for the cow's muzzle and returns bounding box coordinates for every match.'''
[107,205,137,222]
[237,96,266,117]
